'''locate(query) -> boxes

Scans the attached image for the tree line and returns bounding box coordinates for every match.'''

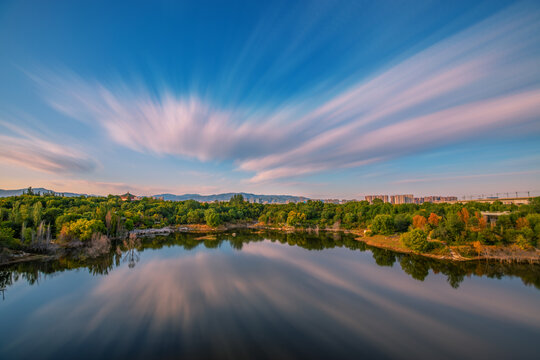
[0,188,539,252]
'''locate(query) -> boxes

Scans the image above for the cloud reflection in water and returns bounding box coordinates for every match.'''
[6,241,540,359]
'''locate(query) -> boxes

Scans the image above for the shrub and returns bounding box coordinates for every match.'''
[60,219,106,241]
[515,234,533,250]
[85,233,111,258]
[519,227,536,247]
[401,229,429,252]
[477,229,498,245]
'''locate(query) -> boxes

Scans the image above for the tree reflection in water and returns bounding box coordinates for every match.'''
[117,234,142,269]
[0,270,10,301]
[0,230,539,295]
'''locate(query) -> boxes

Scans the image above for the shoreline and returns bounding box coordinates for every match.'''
[160,223,540,263]
[0,249,57,266]
[2,224,539,266]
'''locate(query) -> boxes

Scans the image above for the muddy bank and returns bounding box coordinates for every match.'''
[0,248,56,266]
[0,234,112,267]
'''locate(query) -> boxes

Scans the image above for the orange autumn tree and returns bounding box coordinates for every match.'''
[516,217,529,230]
[458,208,470,227]
[472,240,485,257]
[427,213,440,226]
[475,211,487,230]
[412,215,427,229]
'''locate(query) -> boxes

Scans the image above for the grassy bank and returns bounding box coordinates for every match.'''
[356,233,539,263]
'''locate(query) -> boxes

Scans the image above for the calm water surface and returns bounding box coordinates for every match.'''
[1,231,539,359]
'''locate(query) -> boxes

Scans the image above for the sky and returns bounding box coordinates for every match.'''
[0,0,539,199]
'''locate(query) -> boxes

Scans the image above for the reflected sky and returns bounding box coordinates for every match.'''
[0,237,539,360]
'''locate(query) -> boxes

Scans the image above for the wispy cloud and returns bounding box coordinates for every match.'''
[35,5,540,182]
[0,123,97,174]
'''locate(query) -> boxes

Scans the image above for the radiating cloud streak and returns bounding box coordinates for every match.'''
[0,124,97,174]
[37,5,540,182]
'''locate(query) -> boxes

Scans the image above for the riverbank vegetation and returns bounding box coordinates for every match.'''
[1,230,539,291]
[0,188,539,261]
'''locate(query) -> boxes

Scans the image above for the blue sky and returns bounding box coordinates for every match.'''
[0,0,539,199]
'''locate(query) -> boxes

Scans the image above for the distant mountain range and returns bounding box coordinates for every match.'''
[0,188,310,203]
[152,192,310,203]
[0,188,84,197]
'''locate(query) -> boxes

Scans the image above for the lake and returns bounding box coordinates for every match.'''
[1,230,539,359]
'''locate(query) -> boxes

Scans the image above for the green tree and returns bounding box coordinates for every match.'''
[496,215,513,232]
[32,201,43,227]
[205,209,222,227]
[371,215,394,235]
[444,214,466,243]
[186,209,204,223]
[22,227,34,244]
[287,211,306,227]
[276,210,287,223]
[230,194,245,205]
[0,226,17,248]
[394,214,412,232]
[124,219,135,231]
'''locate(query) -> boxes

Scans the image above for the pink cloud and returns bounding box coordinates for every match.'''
[0,129,96,174]
[37,6,540,183]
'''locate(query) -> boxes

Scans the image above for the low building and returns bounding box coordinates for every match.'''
[120,193,141,201]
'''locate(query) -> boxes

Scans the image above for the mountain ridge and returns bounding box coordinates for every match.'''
[0,188,310,203]
[0,188,84,197]
[150,192,310,203]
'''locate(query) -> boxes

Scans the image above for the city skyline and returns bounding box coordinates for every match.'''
[1,0,540,198]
